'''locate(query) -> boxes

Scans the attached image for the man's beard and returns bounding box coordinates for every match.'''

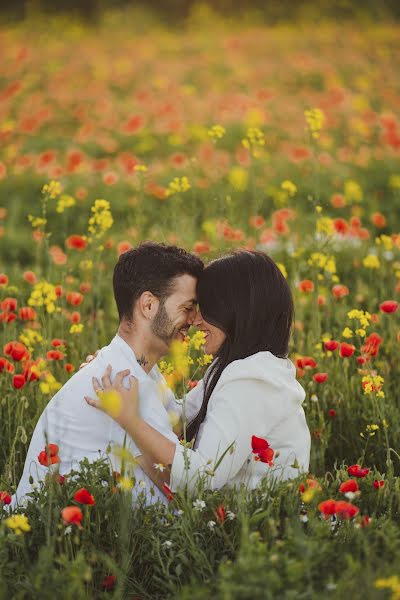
[151,299,179,346]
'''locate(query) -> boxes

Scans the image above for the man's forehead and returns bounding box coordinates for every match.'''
[170,274,197,300]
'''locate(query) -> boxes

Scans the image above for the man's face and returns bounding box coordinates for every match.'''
[150,274,198,349]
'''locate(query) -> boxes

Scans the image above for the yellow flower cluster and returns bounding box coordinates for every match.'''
[344,180,363,203]
[19,328,43,352]
[197,353,213,367]
[28,215,47,228]
[56,194,76,213]
[362,374,385,398]
[389,175,400,189]
[375,235,393,251]
[189,330,206,350]
[134,164,148,172]
[242,127,265,157]
[308,252,336,274]
[375,575,400,599]
[281,180,297,197]
[28,281,57,313]
[40,371,62,395]
[166,176,191,196]
[363,255,380,269]
[5,514,31,535]
[347,309,371,329]
[88,199,113,238]
[42,180,62,199]
[304,108,325,139]
[70,323,84,334]
[229,166,248,191]
[208,124,226,139]
[316,217,335,236]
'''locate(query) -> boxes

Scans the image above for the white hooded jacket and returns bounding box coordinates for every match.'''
[170,351,311,493]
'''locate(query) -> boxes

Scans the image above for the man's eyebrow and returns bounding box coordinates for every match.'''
[181,298,197,306]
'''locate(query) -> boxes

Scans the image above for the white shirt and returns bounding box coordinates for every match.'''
[12,334,179,508]
[170,351,311,493]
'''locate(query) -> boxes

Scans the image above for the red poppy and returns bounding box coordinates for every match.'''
[347,464,369,478]
[361,332,382,357]
[318,499,337,516]
[61,506,83,528]
[334,500,359,520]
[373,480,385,489]
[1,297,17,312]
[339,480,359,494]
[340,343,355,358]
[46,350,65,361]
[73,488,95,505]
[52,338,66,347]
[55,285,63,298]
[296,356,317,369]
[19,306,36,320]
[71,311,81,323]
[249,215,265,229]
[4,341,29,362]
[117,241,133,256]
[23,270,37,284]
[66,292,84,306]
[299,279,314,293]
[66,235,87,251]
[215,504,226,523]
[193,241,211,254]
[359,515,372,528]
[324,340,339,352]
[162,483,174,502]
[328,409,336,417]
[101,575,117,591]
[313,372,328,383]
[0,274,8,286]
[333,218,349,234]
[38,443,60,466]
[332,284,349,299]
[380,300,398,314]
[0,491,12,504]
[65,363,75,373]
[251,435,274,466]
[13,374,26,389]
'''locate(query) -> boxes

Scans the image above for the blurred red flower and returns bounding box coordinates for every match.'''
[66,235,88,250]
[380,300,398,314]
[339,480,359,493]
[4,341,30,362]
[0,491,12,504]
[324,340,339,352]
[66,292,84,306]
[313,372,328,383]
[347,464,369,478]
[318,499,337,516]
[373,480,385,489]
[101,575,117,591]
[0,274,8,286]
[61,506,83,528]
[38,443,60,467]
[251,435,274,466]
[340,343,355,358]
[332,284,349,299]
[215,504,226,523]
[73,487,95,505]
[299,279,314,293]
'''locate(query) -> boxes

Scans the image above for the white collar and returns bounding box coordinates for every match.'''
[111,334,160,382]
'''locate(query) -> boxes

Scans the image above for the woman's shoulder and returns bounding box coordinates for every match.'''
[216,351,295,387]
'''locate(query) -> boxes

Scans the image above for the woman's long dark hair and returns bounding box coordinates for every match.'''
[185,250,294,444]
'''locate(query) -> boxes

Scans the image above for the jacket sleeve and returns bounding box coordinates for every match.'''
[169,378,282,493]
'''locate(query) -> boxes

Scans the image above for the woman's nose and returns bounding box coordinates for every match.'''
[192,310,203,326]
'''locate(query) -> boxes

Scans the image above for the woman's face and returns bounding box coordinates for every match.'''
[193,309,226,355]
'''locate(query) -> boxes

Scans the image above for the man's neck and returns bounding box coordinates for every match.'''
[117,323,162,374]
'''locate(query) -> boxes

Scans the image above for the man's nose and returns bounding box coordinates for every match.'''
[187,307,198,325]
[191,309,203,326]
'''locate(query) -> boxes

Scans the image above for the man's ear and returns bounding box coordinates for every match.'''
[138,291,159,321]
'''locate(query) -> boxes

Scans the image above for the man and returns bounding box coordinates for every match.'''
[12,242,203,507]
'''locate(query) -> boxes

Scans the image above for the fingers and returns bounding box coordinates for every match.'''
[129,375,139,390]
[114,369,131,387]
[84,395,101,410]
[85,354,94,363]
[92,377,102,395]
[101,364,112,389]
[94,350,100,357]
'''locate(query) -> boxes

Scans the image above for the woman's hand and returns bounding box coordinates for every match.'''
[84,365,140,432]
[79,349,100,369]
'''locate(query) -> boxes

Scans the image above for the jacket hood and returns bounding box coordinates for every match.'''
[215,351,306,406]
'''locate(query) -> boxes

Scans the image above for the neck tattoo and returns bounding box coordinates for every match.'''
[137,354,148,368]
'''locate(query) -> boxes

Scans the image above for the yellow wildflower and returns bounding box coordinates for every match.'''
[28,215,47,228]
[342,327,353,339]
[28,281,57,314]
[166,176,191,197]
[316,217,334,236]
[5,514,31,535]
[98,389,122,418]
[56,194,75,213]
[42,180,62,199]
[281,180,297,197]
[70,323,84,334]
[363,255,380,269]
[389,175,400,189]
[344,180,363,203]
[88,199,113,239]
[208,124,226,139]
[304,108,325,139]
[228,167,248,191]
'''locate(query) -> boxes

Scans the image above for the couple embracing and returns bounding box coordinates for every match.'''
[13,242,310,507]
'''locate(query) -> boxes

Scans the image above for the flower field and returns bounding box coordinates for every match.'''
[1,9,400,599]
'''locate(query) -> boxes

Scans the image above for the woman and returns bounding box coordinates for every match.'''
[85,250,311,495]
